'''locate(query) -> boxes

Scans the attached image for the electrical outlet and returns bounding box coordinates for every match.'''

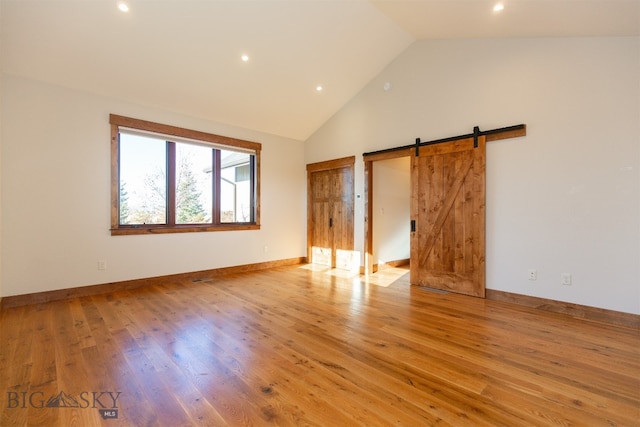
[528,269,537,281]
[561,273,572,286]
[97,260,107,271]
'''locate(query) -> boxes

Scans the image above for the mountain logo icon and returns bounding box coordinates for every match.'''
[46,391,80,408]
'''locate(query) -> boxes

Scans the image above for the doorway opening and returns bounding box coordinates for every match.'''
[372,157,411,272]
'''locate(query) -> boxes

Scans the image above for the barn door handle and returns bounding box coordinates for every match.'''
[329,218,333,228]
[411,220,416,232]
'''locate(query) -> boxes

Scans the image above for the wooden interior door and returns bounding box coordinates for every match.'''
[308,158,354,269]
[329,167,354,269]
[310,169,333,266]
[410,135,486,297]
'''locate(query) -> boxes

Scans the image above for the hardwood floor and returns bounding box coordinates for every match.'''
[1,265,638,426]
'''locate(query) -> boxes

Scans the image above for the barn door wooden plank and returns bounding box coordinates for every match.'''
[419,152,474,266]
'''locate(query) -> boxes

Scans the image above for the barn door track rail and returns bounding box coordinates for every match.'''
[363,124,526,158]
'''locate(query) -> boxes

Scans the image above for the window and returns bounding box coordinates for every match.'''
[110,114,260,235]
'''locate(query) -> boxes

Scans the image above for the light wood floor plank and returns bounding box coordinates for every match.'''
[1,265,638,426]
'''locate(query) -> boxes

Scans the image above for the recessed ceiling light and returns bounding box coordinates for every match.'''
[493,3,504,12]
[241,54,249,62]
[316,85,323,92]
[118,2,129,12]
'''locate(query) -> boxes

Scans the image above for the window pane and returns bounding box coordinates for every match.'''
[220,150,252,223]
[175,143,212,224]
[119,134,167,225]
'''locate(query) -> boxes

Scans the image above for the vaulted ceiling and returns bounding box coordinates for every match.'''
[1,1,638,141]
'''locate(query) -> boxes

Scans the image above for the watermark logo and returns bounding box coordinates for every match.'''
[45,391,80,407]
[7,390,121,420]
[100,409,119,420]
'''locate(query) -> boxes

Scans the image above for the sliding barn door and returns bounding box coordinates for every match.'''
[308,162,355,269]
[410,135,486,297]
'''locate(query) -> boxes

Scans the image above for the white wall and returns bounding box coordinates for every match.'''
[0,5,4,298]
[305,37,640,315]
[372,157,410,265]
[0,74,3,299]
[1,75,307,297]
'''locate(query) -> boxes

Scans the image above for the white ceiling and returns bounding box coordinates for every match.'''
[1,0,638,141]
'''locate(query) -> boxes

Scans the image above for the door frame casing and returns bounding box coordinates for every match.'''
[306,156,355,265]
[364,149,413,275]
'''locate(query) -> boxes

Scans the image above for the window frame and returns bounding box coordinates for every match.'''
[110,114,261,235]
